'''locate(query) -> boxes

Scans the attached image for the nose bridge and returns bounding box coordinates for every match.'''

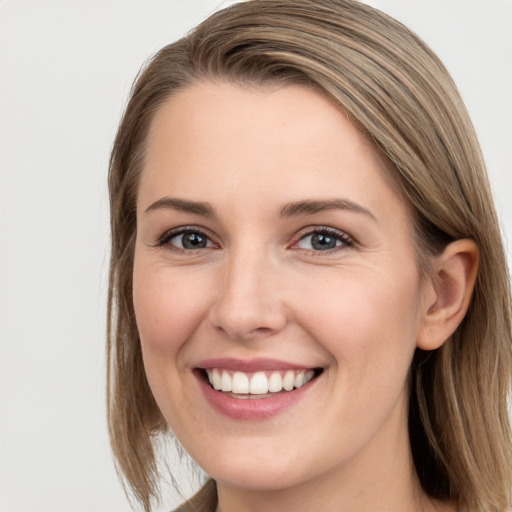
[210,241,286,340]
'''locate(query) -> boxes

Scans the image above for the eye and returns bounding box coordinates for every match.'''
[158,228,215,250]
[295,228,352,252]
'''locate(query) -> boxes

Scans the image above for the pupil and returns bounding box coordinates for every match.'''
[311,233,336,250]
[183,233,207,249]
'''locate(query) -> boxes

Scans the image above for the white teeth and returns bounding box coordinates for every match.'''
[294,372,305,388]
[268,372,283,392]
[205,368,317,395]
[232,371,249,394]
[249,372,269,394]
[282,371,295,391]
[212,369,222,390]
[221,371,232,392]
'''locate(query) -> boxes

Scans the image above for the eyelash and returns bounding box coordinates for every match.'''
[156,227,216,252]
[293,227,354,254]
[156,226,354,254]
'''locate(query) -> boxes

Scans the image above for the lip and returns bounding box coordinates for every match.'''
[195,357,317,372]
[194,358,321,421]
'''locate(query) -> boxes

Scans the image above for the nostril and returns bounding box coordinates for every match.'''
[251,326,275,335]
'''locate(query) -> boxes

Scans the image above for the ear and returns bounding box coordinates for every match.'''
[417,239,479,351]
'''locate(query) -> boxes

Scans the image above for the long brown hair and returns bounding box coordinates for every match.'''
[107,1,512,510]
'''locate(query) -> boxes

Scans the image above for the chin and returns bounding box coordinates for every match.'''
[207,462,306,491]
[188,438,317,492]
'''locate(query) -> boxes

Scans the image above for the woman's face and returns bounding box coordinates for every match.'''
[133,82,431,492]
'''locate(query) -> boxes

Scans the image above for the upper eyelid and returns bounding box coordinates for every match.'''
[157,226,216,247]
[287,226,355,254]
[155,224,354,248]
[294,226,353,242]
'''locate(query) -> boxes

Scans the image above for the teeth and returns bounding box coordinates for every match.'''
[212,369,222,390]
[221,371,232,392]
[249,372,269,394]
[232,372,249,394]
[294,372,305,388]
[205,368,317,395]
[282,371,295,391]
[268,372,282,392]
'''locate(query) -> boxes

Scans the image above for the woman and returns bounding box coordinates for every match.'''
[106,1,512,511]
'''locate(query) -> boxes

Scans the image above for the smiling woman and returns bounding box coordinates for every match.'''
[106,1,512,512]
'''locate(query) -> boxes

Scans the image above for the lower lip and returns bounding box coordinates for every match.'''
[195,371,318,421]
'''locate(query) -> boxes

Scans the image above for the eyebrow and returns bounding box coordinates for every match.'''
[145,197,215,217]
[279,198,376,221]
[144,196,375,221]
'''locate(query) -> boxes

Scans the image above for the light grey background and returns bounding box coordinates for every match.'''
[1,1,511,511]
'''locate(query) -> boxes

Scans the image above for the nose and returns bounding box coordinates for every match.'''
[208,247,287,342]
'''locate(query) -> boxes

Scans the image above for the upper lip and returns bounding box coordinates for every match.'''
[195,358,319,372]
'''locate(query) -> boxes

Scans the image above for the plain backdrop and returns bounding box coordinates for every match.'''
[1,1,511,511]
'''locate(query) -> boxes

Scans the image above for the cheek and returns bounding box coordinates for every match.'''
[295,267,422,378]
[132,263,210,361]
[132,262,214,426]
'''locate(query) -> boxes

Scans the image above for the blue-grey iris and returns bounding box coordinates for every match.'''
[182,232,207,249]
[311,233,337,250]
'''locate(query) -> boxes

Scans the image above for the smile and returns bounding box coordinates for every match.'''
[205,368,316,397]
[194,360,323,420]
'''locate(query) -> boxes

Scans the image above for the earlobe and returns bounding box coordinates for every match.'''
[417,239,479,351]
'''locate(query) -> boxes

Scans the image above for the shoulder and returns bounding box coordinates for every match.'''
[172,479,217,512]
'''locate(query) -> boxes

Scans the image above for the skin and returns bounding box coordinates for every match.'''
[133,82,472,512]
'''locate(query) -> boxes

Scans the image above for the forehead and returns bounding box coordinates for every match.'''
[138,81,409,231]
